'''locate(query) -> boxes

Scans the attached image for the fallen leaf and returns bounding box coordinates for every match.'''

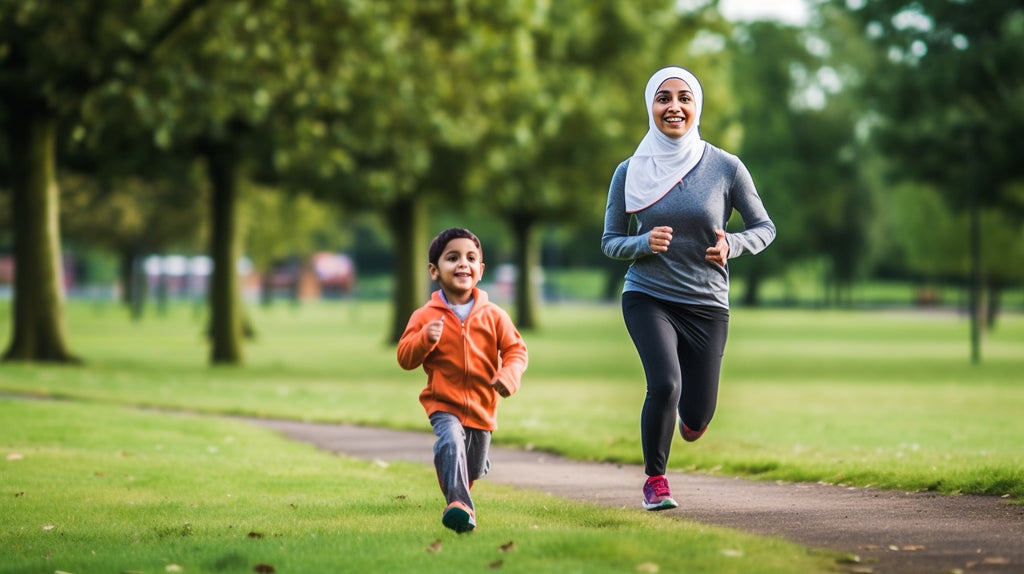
[7,453,23,461]
[499,541,515,552]
[887,545,899,551]
[165,565,183,573]
[636,563,660,572]
[41,524,55,531]
[901,545,925,551]
[426,539,442,553]
[982,557,1011,565]
[247,531,264,539]
[721,549,743,558]
[488,559,503,569]
[253,564,275,573]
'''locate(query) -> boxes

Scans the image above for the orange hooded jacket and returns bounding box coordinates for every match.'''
[397,287,528,431]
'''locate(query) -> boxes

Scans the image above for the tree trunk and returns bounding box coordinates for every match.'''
[510,214,539,330]
[386,196,428,345]
[740,263,765,307]
[968,174,982,364]
[260,270,274,307]
[601,261,625,302]
[985,282,1001,330]
[2,103,78,363]
[120,249,149,321]
[204,142,244,364]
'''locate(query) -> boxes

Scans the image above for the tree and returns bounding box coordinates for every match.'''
[724,14,881,307]
[828,0,1024,360]
[242,185,348,306]
[59,171,206,318]
[97,0,383,363]
[270,1,509,343]
[0,0,210,362]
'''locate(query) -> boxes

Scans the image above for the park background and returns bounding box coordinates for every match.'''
[1,1,1023,573]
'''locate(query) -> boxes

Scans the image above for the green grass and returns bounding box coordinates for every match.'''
[1,400,836,573]
[1,300,1022,502]
[1,299,1021,572]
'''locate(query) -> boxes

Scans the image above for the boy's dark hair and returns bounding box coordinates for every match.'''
[428,228,482,266]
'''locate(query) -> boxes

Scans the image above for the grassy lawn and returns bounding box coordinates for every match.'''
[0,299,1022,571]
[2,300,1021,499]
[2,399,834,573]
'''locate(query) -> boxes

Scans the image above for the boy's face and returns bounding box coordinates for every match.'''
[429,237,484,304]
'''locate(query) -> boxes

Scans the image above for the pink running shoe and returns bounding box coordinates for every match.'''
[642,475,679,511]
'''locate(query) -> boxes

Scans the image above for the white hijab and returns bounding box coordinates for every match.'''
[624,66,706,213]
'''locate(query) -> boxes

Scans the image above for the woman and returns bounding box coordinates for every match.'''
[601,66,776,510]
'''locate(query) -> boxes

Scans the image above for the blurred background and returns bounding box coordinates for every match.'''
[1,0,1021,364]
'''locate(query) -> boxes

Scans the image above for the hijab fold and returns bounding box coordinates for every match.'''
[624,66,705,213]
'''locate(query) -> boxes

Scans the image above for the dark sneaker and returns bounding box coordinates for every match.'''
[442,501,476,533]
[680,421,707,442]
[642,475,678,511]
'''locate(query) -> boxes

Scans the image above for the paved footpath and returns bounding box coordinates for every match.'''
[247,418,1024,574]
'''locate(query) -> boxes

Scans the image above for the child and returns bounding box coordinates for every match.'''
[397,227,528,533]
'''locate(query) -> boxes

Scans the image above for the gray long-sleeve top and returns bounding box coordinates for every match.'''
[601,144,776,309]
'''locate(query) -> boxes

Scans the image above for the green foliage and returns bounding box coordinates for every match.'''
[59,169,208,256]
[832,0,1024,211]
[241,184,348,273]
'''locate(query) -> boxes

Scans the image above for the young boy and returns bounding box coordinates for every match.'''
[397,228,528,533]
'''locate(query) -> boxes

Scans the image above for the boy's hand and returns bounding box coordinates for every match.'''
[426,318,444,343]
[491,377,511,398]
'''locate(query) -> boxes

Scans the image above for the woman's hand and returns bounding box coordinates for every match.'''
[705,229,729,266]
[648,226,673,254]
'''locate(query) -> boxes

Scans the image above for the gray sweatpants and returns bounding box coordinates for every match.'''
[429,411,491,511]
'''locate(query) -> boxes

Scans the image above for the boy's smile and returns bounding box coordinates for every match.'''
[429,237,484,305]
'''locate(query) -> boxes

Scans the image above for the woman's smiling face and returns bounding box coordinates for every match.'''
[651,77,697,139]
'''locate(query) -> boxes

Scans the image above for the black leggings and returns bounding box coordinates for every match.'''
[621,291,729,477]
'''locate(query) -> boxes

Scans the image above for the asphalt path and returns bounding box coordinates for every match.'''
[247,418,1024,574]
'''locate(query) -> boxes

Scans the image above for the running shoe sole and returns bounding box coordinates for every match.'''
[642,497,679,511]
[442,504,477,533]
